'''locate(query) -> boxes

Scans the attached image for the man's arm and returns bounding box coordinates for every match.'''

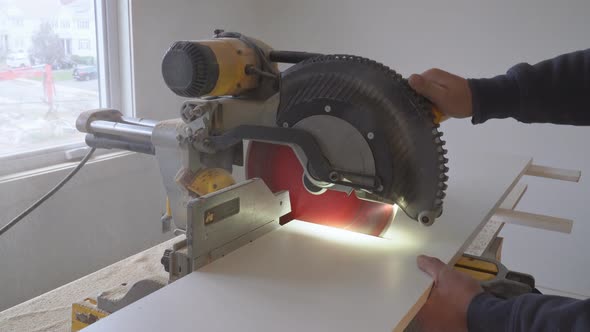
[415,255,590,332]
[468,292,590,331]
[470,49,590,124]
[408,49,590,125]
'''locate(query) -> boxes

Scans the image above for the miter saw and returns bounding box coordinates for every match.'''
[75,30,448,282]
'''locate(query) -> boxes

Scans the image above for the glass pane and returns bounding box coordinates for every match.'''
[0,0,100,157]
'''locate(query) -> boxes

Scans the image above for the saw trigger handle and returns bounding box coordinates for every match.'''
[432,106,448,124]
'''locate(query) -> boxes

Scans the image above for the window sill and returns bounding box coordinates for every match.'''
[0,148,135,184]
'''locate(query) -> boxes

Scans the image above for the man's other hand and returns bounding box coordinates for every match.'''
[409,69,473,119]
[414,255,483,332]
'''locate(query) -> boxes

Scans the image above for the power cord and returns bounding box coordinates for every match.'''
[0,147,97,237]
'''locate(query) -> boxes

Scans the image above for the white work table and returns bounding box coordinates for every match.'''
[82,153,532,332]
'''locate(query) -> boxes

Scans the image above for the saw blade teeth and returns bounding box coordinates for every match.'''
[436,191,446,199]
[434,137,447,145]
[439,183,448,190]
[434,198,443,206]
[432,129,444,137]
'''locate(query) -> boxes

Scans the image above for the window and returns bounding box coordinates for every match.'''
[77,19,90,29]
[0,0,127,175]
[60,19,70,29]
[78,39,90,50]
[10,18,24,27]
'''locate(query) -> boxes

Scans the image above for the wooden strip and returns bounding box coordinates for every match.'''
[493,208,573,234]
[500,183,528,210]
[465,183,527,256]
[525,164,581,182]
[464,220,503,256]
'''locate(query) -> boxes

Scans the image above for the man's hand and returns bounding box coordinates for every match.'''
[414,255,483,332]
[408,69,473,119]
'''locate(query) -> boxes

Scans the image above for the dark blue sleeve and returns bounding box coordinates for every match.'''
[468,49,590,125]
[467,292,590,332]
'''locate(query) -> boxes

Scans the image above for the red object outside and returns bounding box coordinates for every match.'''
[0,66,43,81]
[246,141,393,236]
[43,64,55,108]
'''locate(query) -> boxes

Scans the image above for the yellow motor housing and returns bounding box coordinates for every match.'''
[162,37,266,97]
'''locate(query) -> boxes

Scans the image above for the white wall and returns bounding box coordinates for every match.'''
[130,0,262,120]
[252,0,590,297]
[0,154,168,311]
[0,0,261,311]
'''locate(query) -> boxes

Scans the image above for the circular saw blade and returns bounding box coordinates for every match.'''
[246,141,394,236]
[276,55,448,223]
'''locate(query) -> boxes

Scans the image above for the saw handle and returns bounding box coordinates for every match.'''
[432,106,448,124]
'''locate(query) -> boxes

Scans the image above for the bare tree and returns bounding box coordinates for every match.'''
[30,22,64,66]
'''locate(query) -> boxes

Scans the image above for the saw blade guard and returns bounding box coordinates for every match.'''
[275,54,448,225]
[246,141,394,236]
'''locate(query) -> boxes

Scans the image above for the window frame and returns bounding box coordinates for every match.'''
[0,0,131,178]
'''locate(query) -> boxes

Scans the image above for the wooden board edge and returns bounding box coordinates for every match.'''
[455,157,532,263]
[393,284,432,332]
[396,157,533,331]
[465,183,527,256]
[501,183,528,210]
[479,220,505,255]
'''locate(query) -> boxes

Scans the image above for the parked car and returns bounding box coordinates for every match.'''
[52,58,76,70]
[6,52,31,68]
[73,65,97,81]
